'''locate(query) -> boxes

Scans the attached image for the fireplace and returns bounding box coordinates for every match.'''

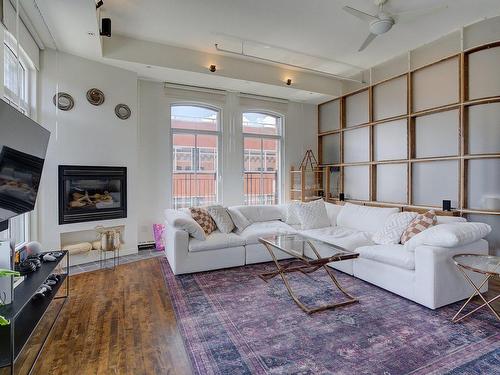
[58,165,127,225]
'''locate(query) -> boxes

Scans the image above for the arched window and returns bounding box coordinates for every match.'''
[242,112,282,205]
[171,105,220,208]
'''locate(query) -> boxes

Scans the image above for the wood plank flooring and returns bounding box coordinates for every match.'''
[24,257,500,375]
[32,258,191,375]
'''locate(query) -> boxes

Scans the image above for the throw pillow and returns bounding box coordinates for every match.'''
[189,207,217,235]
[227,207,252,232]
[400,210,437,244]
[164,209,206,241]
[207,205,235,234]
[404,222,491,252]
[285,202,302,226]
[372,212,418,245]
[295,199,331,230]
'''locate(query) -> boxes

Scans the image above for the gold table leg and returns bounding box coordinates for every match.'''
[452,266,500,323]
[259,242,358,314]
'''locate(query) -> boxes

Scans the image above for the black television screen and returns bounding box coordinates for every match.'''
[0,99,50,223]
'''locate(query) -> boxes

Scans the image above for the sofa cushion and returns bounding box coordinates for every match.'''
[401,210,437,244]
[239,221,297,245]
[188,230,245,252]
[404,222,492,252]
[372,212,418,245]
[228,205,285,223]
[336,203,399,234]
[436,216,467,224]
[300,226,374,252]
[165,209,206,241]
[295,199,331,230]
[356,244,415,270]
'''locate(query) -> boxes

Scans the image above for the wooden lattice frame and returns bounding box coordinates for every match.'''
[318,41,500,217]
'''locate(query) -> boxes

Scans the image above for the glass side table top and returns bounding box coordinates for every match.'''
[452,254,500,276]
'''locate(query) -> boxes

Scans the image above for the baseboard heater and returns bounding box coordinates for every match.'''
[138,242,156,250]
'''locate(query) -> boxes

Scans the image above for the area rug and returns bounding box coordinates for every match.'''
[160,259,500,375]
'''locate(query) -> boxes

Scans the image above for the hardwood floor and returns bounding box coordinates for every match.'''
[32,258,191,375]
[25,257,499,375]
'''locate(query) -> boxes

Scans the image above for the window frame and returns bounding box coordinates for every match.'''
[242,111,284,205]
[170,103,222,209]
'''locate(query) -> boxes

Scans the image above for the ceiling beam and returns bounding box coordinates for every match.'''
[102,34,344,97]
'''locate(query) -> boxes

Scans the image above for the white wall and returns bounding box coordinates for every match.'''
[136,81,317,243]
[37,49,139,254]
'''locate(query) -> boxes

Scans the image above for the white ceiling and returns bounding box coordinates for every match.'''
[101,0,500,71]
[28,0,500,102]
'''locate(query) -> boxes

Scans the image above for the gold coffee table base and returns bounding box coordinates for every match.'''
[260,241,358,314]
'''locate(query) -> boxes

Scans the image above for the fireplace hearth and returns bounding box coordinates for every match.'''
[58,165,127,225]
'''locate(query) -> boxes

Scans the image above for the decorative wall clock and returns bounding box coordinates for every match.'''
[114,104,131,120]
[52,92,74,111]
[86,88,105,106]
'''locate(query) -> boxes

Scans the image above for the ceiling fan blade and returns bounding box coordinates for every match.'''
[358,33,377,52]
[342,6,378,22]
[393,4,448,23]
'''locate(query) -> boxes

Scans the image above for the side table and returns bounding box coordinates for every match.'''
[451,254,499,323]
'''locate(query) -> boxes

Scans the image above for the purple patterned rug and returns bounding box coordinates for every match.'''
[160,258,500,375]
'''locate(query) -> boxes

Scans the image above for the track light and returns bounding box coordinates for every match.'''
[96,1,104,9]
[209,65,217,73]
[286,79,292,86]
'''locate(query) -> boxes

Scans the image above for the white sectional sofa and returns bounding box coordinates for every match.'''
[164,202,490,310]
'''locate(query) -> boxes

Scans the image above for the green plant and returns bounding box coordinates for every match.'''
[0,269,20,326]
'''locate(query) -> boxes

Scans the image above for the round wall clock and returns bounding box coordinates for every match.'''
[86,88,105,106]
[114,104,131,120]
[53,92,74,111]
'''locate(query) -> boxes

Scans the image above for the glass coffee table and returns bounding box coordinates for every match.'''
[452,254,500,323]
[259,234,359,314]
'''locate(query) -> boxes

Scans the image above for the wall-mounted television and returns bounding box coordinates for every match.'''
[0,99,50,227]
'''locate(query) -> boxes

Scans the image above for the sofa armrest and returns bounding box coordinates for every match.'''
[414,239,489,309]
[165,223,189,275]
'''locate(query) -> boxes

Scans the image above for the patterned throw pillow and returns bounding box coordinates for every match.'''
[400,210,437,244]
[189,207,217,235]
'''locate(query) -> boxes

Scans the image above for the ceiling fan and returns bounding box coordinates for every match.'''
[343,0,448,51]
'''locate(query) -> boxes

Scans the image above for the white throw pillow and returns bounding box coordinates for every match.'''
[336,203,399,234]
[227,207,252,232]
[372,212,418,245]
[324,202,342,227]
[207,205,235,234]
[404,222,492,252]
[164,209,206,241]
[285,202,302,226]
[295,199,331,230]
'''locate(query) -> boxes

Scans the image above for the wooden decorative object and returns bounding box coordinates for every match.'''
[317,41,500,219]
[115,104,131,120]
[290,150,324,202]
[53,92,74,111]
[86,88,105,106]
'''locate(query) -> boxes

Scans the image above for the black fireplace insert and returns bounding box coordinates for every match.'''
[58,165,127,225]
